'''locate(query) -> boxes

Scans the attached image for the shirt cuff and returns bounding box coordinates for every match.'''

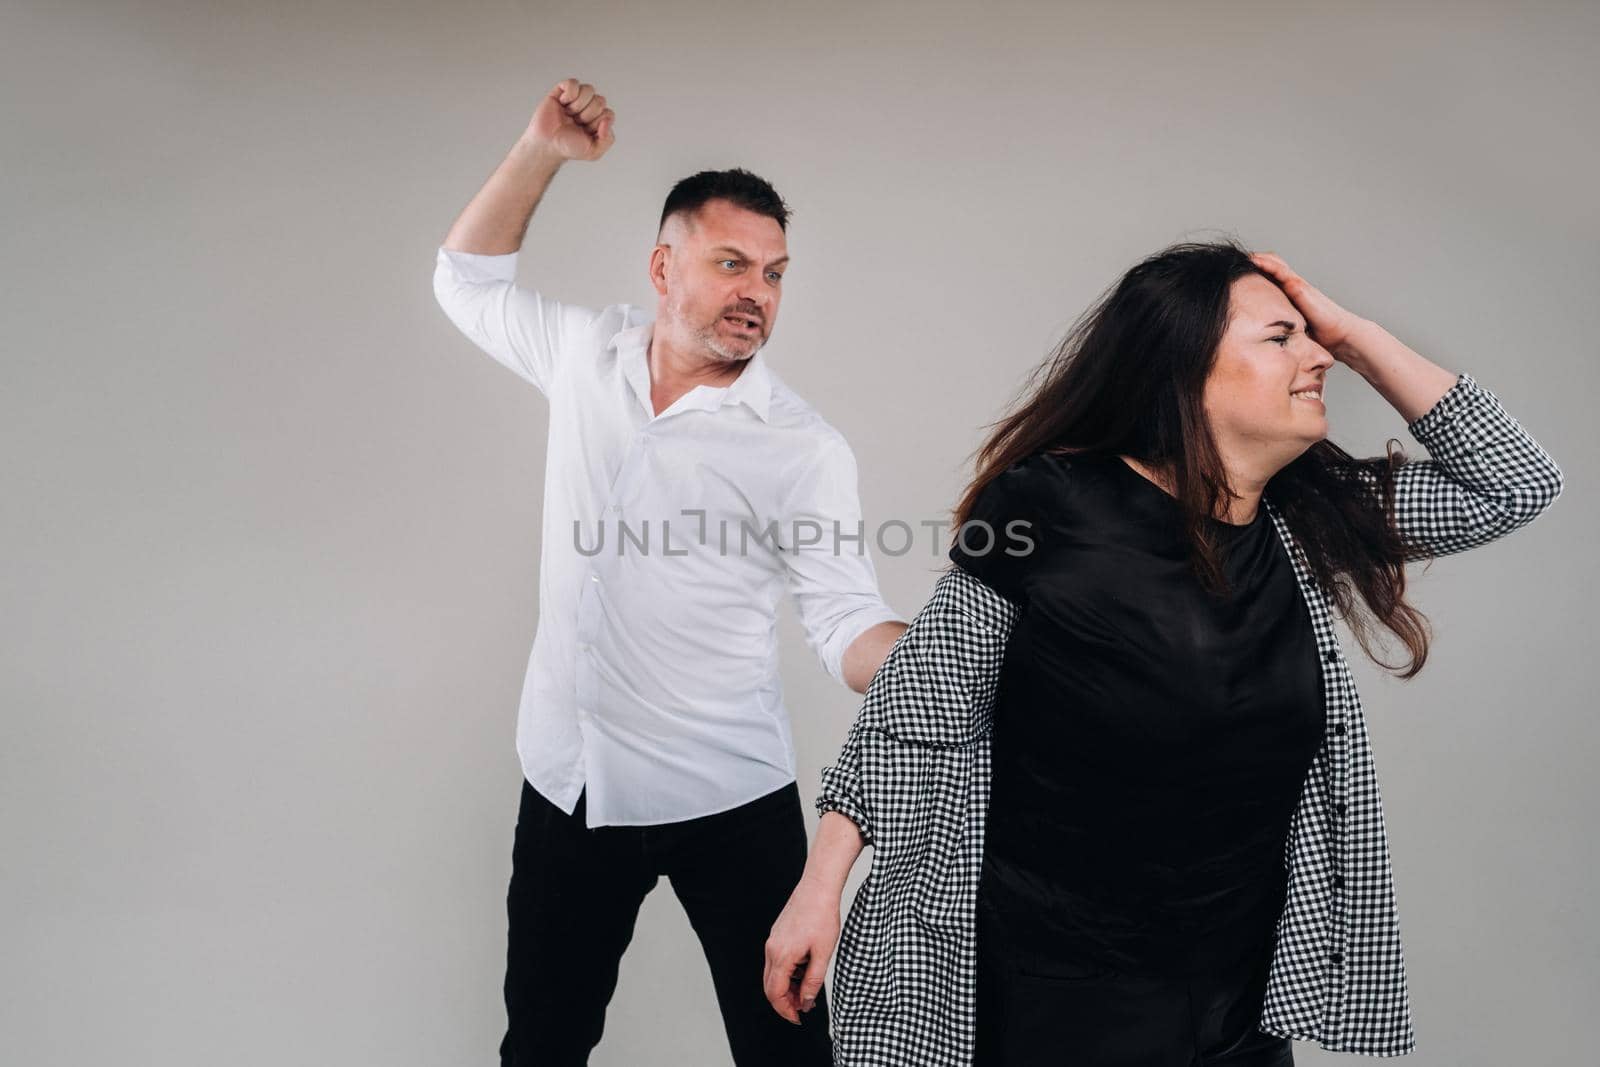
[1406,372,1477,440]
[821,606,909,687]
[436,245,519,284]
[815,786,875,847]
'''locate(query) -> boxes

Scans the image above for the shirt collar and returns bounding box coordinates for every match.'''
[613,321,773,424]
[724,346,774,422]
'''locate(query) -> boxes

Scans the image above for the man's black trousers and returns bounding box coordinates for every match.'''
[498,778,833,1066]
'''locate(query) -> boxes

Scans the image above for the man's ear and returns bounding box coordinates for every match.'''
[648,244,670,297]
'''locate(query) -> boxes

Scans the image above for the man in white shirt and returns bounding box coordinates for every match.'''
[432,78,906,1066]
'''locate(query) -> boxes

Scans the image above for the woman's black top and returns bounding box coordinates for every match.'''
[950,451,1324,977]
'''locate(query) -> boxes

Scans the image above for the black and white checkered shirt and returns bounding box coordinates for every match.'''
[817,373,1562,1064]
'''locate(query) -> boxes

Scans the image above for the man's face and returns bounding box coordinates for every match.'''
[653,199,789,363]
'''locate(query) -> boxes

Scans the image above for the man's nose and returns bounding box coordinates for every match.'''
[734,278,772,307]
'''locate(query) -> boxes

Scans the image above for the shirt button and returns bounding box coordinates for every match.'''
[591,574,601,584]
[1332,723,1347,736]
[1334,802,1347,816]
[1322,651,1336,664]
[1332,873,1346,888]
[1329,951,1345,965]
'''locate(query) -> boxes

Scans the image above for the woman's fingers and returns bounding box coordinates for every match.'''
[763,940,803,1023]
[797,949,829,1012]
[1250,250,1298,284]
[1251,249,1366,351]
[1253,250,1326,308]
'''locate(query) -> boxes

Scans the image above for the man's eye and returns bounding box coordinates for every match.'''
[766,271,783,283]
[1270,335,1290,346]
[720,259,739,270]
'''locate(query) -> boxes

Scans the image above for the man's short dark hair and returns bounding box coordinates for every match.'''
[659,168,790,233]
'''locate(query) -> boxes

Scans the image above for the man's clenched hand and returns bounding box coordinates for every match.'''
[520,78,616,163]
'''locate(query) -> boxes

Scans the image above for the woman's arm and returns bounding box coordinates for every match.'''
[763,656,893,1024]
[762,566,1019,1024]
[762,811,865,1024]
[1326,318,1462,423]
[1253,252,1563,559]
[1386,371,1563,559]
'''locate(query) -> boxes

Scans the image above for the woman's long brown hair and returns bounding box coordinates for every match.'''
[953,241,1432,677]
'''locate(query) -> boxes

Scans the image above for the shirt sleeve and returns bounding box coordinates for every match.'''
[431,246,599,394]
[1382,373,1563,560]
[779,436,905,688]
[947,457,1052,604]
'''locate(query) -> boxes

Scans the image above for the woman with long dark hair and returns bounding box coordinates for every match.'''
[762,242,1562,1066]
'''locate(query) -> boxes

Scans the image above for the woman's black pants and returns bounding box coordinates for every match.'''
[498,779,832,1066]
[976,906,1295,1066]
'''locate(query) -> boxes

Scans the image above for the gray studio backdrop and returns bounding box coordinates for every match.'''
[3,1,1595,1064]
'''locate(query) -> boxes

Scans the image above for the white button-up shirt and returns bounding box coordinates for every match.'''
[433,247,903,826]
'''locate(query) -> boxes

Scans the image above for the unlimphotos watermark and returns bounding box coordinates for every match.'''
[572,510,1035,559]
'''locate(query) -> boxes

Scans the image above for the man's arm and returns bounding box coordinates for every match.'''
[432,79,616,391]
[840,620,908,694]
[442,78,614,254]
[781,437,906,693]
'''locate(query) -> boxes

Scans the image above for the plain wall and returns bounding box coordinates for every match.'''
[3,1,1596,1063]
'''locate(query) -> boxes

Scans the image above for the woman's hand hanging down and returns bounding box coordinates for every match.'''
[763,811,866,1023]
